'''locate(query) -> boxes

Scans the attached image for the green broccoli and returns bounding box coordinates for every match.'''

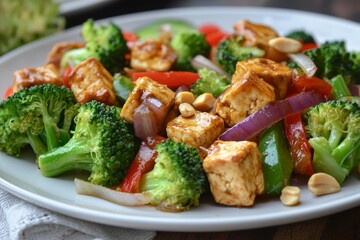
[191,68,230,98]
[61,19,129,74]
[0,0,65,55]
[170,30,210,71]
[285,30,316,44]
[37,100,136,187]
[306,99,360,183]
[139,139,207,211]
[0,84,79,156]
[304,41,360,84]
[215,36,265,75]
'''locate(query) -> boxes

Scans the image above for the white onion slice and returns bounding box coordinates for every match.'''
[74,178,151,206]
[288,53,318,77]
[190,54,231,79]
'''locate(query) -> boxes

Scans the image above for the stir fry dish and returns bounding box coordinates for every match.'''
[1,18,360,212]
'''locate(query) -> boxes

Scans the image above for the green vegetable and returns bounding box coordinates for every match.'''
[135,19,196,42]
[61,19,129,74]
[37,100,136,187]
[0,0,65,55]
[306,99,360,183]
[305,41,360,84]
[0,84,79,157]
[170,30,211,71]
[330,74,352,100]
[140,139,207,211]
[191,68,230,98]
[215,36,265,75]
[258,122,293,195]
[285,30,316,43]
[113,73,135,106]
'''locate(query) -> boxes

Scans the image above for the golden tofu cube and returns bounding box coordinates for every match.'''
[203,140,264,207]
[233,58,293,99]
[215,70,275,126]
[120,76,175,124]
[68,57,118,105]
[13,64,63,92]
[166,111,224,148]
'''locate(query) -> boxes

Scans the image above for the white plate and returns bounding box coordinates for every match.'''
[1,7,360,232]
[54,0,116,15]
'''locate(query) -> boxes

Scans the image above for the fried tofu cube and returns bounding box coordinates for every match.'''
[166,111,224,148]
[203,140,264,207]
[13,64,63,92]
[215,70,275,126]
[45,42,85,73]
[120,76,175,124]
[233,58,293,99]
[68,57,118,105]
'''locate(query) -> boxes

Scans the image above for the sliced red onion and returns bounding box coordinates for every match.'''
[133,103,158,141]
[191,54,231,79]
[288,53,318,77]
[218,91,327,141]
[74,178,151,206]
[143,97,167,124]
[348,84,360,97]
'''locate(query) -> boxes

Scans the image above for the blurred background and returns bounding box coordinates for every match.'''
[0,0,359,55]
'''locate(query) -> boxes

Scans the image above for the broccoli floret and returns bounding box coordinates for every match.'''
[0,0,65,55]
[304,41,360,84]
[170,30,210,71]
[37,100,136,187]
[285,30,316,44]
[0,84,79,156]
[191,68,230,98]
[139,139,207,211]
[306,99,360,183]
[61,19,129,74]
[215,36,265,75]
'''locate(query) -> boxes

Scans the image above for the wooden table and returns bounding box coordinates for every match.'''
[154,205,360,239]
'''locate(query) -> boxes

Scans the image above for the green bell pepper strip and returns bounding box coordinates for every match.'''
[258,121,293,195]
[330,74,352,100]
[113,73,135,106]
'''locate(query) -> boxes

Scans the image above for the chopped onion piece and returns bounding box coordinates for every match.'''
[288,53,318,77]
[191,55,231,79]
[348,84,360,97]
[218,91,327,141]
[133,103,158,141]
[74,178,151,206]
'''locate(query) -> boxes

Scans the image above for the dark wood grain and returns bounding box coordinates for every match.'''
[154,206,360,240]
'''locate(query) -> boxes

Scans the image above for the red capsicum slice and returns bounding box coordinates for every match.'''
[132,71,199,88]
[117,135,166,193]
[2,86,14,100]
[63,66,72,89]
[284,112,314,176]
[292,75,333,100]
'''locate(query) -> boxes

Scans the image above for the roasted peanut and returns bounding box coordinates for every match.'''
[179,103,196,117]
[280,186,301,206]
[175,91,195,105]
[193,93,216,112]
[308,173,341,196]
[268,37,302,54]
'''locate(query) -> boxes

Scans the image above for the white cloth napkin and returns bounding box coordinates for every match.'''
[0,188,156,240]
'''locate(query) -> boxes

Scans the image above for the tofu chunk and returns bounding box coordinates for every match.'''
[203,140,264,207]
[232,58,293,99]
[166,111,224,148]
[68,57,118,105]
[131,39,177,72]
[13,64,63,92]
[215,70,275,126]
[120,76,175,124]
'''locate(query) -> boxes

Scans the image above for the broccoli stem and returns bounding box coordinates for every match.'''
[26,131,47,156]
[309,137,349,183]
[328,121,346,149]
[332,137,360,166]
[38,139,93,177]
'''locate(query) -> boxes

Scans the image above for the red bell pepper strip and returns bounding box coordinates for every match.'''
[198,23,230,47]
[284,112,314,176]
[117,135,166,193]
[132,71,199,88]
[63,67,72,89]
[2,86,14,100]
[292,75,333,100]
[302,43,318,51]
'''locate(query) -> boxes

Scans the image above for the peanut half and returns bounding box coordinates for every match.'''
[308,172,341,196]
[268,37,302,54]
[280,186,301,206]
